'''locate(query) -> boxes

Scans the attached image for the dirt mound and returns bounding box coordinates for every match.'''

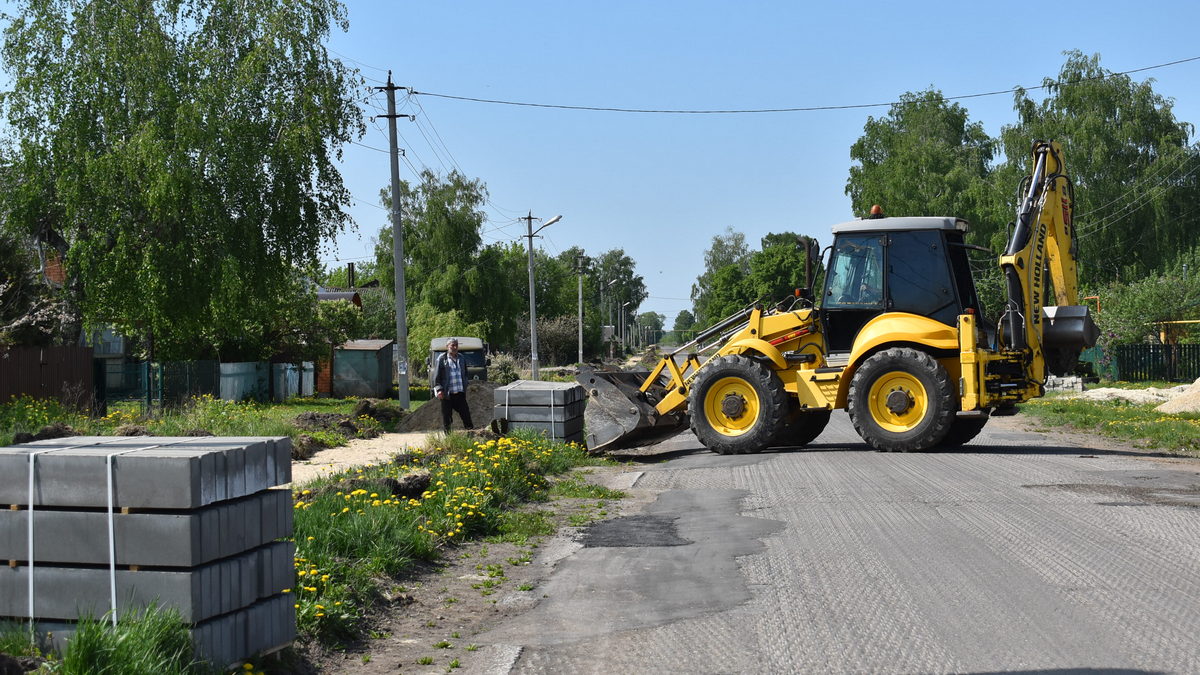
[398,381,498,432]
[351,398,406,425]
[11,422,80,445]
[293,411,380,439]
[1155,378,1200,413]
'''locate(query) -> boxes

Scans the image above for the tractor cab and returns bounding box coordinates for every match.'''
[820,216,984,354]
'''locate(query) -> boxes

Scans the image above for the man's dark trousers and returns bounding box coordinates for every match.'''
[441,392,473,433]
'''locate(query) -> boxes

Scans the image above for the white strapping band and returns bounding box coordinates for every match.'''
[25,438,126,622]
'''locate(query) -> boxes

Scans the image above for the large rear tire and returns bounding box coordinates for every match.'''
[773,405,832,447]
[689,355,787,455]
[848,347,955,452]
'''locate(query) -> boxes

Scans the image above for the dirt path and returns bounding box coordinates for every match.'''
[289,432,437,485]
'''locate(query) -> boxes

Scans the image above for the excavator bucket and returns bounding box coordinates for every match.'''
[576,366,687,453]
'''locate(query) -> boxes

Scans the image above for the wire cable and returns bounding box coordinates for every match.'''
[411,56,1200,114]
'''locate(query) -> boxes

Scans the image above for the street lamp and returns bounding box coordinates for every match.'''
[621,301,632,351]
[524,212,561,380]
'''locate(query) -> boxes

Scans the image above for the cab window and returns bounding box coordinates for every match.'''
[825,235,884,309]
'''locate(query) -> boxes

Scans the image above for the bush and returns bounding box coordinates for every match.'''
[488,352,521,385]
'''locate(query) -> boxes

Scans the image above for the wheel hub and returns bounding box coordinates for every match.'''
[885,388,912,415]
[721,393,746,419]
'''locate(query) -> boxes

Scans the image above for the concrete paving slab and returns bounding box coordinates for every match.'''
[0,541,292,622]
[0,438,288,509]
[494,400,585,422]
[509,417,585,438]
[494,380,585,406]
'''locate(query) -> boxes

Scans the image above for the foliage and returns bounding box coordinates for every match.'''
[993,51,1200,286]
[665,309,696,344]
[691,227,750,326]
[355,287,396,340]
[1094,268,1200,347]
[321,259,381,289]
[846,88,995,224]
[406,302,489,378]
[533,314,582,367]
[690,230,819,326]
[373,170,528,349]
[0,0,364,359]
[488,352,521,385]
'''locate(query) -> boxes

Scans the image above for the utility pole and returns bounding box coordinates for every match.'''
[378,72,415,408]
[576,254,586,364]
[522,211,562,380]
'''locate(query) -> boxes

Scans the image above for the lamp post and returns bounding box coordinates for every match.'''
[575,254,586,365]
[523,211,562,380]
[621,301,632,351]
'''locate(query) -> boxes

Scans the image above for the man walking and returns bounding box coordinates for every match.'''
[431,338,474,434]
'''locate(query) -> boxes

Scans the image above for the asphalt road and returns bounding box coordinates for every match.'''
[478,411,1200,674]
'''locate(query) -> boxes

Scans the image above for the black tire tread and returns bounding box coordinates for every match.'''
[847,347,955,452]
[774,408,832,447]
[688,354,787,455]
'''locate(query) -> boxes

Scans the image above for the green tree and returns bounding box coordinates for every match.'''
[635,311,665,346]
[691,227,751,326]
[0,0,364,359]
[994,51,1200,286]
[745,232,823,305]
[373,171,528,350]
[589,248,647,333]
[846,89,995,226]
[667,309,696,344]
[406,302,488,378]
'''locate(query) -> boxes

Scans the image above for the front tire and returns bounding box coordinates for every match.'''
[848,347,955,452]
[689,355,787,455]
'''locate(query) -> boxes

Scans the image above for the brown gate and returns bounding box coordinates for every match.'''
[0,346,94,409]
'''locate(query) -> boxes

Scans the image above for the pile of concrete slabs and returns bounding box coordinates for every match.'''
[494,380,585,445]
[0,436,295,667]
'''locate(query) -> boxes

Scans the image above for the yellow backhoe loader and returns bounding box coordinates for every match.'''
[578,140,1098,453]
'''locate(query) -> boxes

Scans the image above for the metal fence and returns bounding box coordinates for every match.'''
[1114,344,1200,382]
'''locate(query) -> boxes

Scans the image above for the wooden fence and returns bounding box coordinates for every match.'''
[1114,344,1200,382]
[0,346,95,409]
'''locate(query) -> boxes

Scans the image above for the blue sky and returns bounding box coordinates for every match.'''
[325,1,1200,326]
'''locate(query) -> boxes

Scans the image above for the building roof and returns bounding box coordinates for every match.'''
[338,339,394,351]
[317,291,362,307]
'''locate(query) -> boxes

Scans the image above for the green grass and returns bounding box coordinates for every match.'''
[549,471,626,500]
[1020,395,1200,455]
[290,431,613,644]
[0,394,399,447]
[2,605,221,675]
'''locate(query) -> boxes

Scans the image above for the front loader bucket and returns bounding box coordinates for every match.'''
[576,366,687,453]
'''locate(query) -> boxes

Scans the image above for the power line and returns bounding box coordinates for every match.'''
[411,55,1200,114]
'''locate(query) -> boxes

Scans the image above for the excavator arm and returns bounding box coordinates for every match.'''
[995,140,1098,395]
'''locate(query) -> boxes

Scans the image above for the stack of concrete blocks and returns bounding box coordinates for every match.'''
[494,380,586,445]
[0,436,295,667]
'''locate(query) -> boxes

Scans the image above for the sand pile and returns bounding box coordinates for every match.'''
[398,381,498,432]
[1066,376,1200,413]
[1075,385,1188,405]
[1154,378,1200,414]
